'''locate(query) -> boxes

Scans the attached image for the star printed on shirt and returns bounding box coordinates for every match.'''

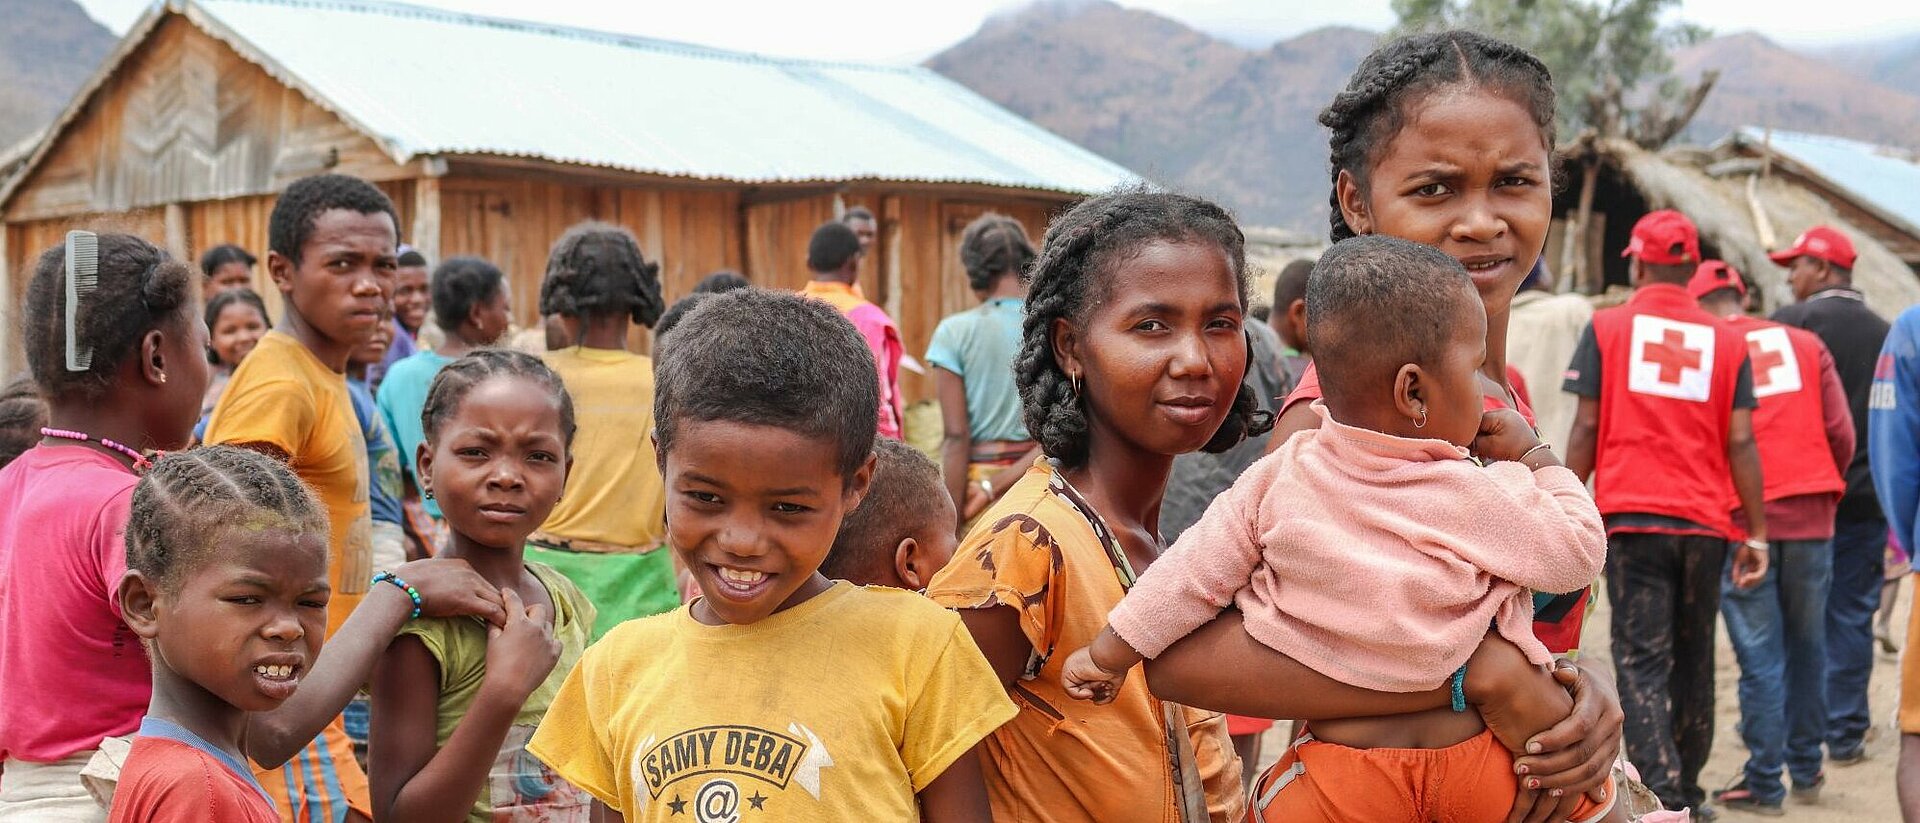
[667,795,687,815]
[748,791,768,810]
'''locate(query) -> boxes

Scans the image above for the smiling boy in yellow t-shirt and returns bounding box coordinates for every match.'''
[529,289,1014,822]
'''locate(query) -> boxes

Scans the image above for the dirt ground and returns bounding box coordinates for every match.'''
[1255,580,1911,820]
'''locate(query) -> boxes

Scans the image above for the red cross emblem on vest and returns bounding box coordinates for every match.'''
[1744,326,1802,399]
[1628,315,1716,402]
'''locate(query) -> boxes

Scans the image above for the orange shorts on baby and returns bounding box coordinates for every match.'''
[1247,727,1616,823]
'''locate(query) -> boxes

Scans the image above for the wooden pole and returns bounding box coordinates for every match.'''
[411,175,441,264]
[1572,160,1600,294]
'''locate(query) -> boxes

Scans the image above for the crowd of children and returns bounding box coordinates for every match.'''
[9,23,1920,823]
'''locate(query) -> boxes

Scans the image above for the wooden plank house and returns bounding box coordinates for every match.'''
[0,0,1140,401]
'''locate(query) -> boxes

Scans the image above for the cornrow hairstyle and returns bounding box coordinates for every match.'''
[538,221,665,329]
[1306,236,1479,407]
[24,233,195,404]
[693,270,750,295]
[821,437,942,583]
[959,213,1037,292]
[0,376,47,470]
[806,221,862,274]
[267,174,400,265]
[1320,30,1556,242]
[420,349,577,449]
[655,289,877,483]
[1018,189,1274,469]
[430,256,507,334]
[125,446,329,592]
[198,244,256,277]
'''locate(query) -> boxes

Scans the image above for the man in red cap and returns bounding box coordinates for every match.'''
[1691,261,1854,813]
[1770,224,1891,766]
[1564,209,1769,815]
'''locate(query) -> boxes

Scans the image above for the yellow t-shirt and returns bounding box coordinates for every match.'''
[527,583,1017,821]
[538,347,665,550]
[205,331,371,637]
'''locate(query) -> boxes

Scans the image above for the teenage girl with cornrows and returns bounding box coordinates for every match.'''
[1145,31,1630,823]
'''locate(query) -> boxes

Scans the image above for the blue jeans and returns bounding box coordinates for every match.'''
[1827,515,1887,752]
[1722,539,1831,801]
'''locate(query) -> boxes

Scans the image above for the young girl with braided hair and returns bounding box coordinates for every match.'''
[532,221,671,639]
[925,189,1269,822]
[371,350,595,823]
[108,446,507,823]
[1147,30,1631,823]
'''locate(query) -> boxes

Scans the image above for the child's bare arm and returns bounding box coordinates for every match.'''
[243,559,507,765]
[373,590,561,823]
[1061,627,1146,703]
[917,745,993,823]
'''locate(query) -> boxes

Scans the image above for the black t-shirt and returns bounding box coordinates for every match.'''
[1773,288,1890,520]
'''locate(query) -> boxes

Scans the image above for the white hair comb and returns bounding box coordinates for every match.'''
[64,230,98,372]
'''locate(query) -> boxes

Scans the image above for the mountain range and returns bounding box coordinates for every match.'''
[929,1,1920,229]
[1,0,1915,230]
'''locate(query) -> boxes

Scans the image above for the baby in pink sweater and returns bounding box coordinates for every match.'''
[1062,237,1619,823]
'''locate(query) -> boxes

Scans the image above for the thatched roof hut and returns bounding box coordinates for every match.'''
[1552,137,1920,318]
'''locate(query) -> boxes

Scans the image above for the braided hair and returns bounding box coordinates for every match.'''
[24,234,195,403]
[959,213,1036,292]
[126,446,328,592]
[539,222,665,329]
[0,377,46,469]
[1320,30,1556,242]
[420,349,577,450]
[1017,190,1273,469]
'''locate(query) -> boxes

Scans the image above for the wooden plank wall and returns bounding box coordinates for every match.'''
[3,16,408,224]
[436,178,743,350]
[3,209,167,373]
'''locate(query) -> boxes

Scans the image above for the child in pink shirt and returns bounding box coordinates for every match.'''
[1062,236,1620,823]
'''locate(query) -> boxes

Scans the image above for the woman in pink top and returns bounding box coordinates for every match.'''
[1063,237,1624,823]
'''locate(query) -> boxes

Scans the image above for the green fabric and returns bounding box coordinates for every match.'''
[395,562,595,823]
[522,544,677,641]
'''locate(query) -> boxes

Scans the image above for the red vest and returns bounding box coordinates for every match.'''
[1589,284,1750,537]
[1720,314,1846,503]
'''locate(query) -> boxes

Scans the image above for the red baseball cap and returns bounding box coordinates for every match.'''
[1621,209,1701,266]
[1768,225,1857,269]
[1687,260,1746,299]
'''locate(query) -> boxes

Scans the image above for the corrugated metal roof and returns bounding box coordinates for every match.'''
[182,0,1140,194]
[1735,127,1920,238]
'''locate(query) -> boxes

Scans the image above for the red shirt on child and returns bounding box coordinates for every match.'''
[108,718,277,823]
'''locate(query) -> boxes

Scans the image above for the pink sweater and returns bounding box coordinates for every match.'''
[1110,403,1606,692]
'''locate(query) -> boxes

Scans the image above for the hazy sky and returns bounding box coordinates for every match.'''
[73,0,1920,64]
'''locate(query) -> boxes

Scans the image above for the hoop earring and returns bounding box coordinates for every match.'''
[1069,372,1082,398]
[1414,405,1428,429]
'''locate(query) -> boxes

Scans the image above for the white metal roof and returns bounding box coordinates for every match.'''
[172,0,1139,194]
[1732,127,1920,240]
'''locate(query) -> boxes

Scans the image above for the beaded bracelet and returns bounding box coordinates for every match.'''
[372,571,423,619]
[1450,664,1469,713]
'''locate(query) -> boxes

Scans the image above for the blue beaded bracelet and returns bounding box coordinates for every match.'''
[372,571,423,619]
[1450,664,1469,713]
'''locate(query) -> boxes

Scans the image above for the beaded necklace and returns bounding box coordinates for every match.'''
[40,427,154,472]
